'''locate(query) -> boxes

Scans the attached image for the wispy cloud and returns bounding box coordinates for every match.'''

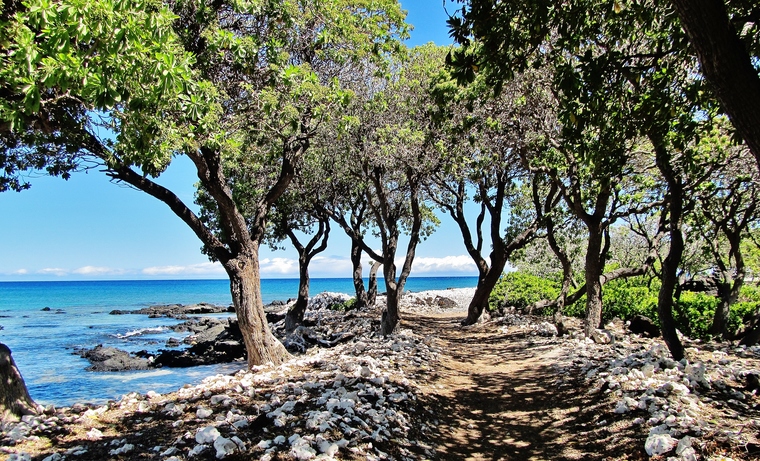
[411,255,477,274]
[36,267,69,276]
[142,262,225,276]
[73,266,127,276]
[12,269,28,275]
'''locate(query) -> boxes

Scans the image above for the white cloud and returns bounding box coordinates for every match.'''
[311,253,478,276]
[411,255,477,274]
[37,267,69,276]
[259,257,297,275]
[142,262,225,276]
[310,255,354,276]
[12,269,28,275]
[73,266,127,276]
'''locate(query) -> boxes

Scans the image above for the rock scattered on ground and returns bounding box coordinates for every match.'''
[3,287,759,460]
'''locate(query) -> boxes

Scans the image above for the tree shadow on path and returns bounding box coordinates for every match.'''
[405,313,648,461]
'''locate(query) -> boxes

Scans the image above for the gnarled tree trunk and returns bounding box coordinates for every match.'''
[709,231,746,339]
[653,139,685,361]
[583,225,605,337]
[1,343,39,424]
[381,275,401,336]
[285,256,311,332]
[463,255,506,325]
[225,250,290,366]
[284,218,329,331]
[368,261,381,306]
[349,239,369,309]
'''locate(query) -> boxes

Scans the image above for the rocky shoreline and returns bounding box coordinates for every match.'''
[2,288,760,460]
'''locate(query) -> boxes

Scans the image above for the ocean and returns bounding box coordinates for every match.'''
[0,277,477,407]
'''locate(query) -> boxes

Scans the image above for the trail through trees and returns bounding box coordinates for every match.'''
[407,313,647,460]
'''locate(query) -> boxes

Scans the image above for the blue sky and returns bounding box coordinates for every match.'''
[0,0,480,281]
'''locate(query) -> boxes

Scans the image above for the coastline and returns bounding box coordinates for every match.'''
[0,283,478,407]
[3,286,759,460]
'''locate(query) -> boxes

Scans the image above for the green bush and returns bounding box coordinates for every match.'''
[491,271,760,341]
[489,272,560,313]
[564,277,659,323]
[329,298,357,312]
[674,287,758,340]
[731,301,758,333]
[673,292,719,339]
[600,279,659,323]
[739,284,760,303]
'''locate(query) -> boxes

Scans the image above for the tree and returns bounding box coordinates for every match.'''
[512,211,586,311]
[692,147,760,338]
[0,343,40,424]
[322,45,442,334]
[446,1,721,359]
[429,68,559,325]
[313,132,384,310]
[266,187,331,332]
[670,0,760,170]
[1,0,407,367]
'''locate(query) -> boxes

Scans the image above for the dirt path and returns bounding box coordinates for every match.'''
[404,312,647,461]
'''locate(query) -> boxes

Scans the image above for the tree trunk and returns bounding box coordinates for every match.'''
[671,0,760,169]
[709,235,745,339]
[380,249,401,335]
[0,343,39,424]
[739,307,760,346]
[381,276,401,335]
[654,142,686,361]
[710,277,744,339]
[285,255,310,332]
[463,258,505,325]
[547,218,574,310]
[657,225,686,361]
[368,261,381,306]
[349,239,369,309]
[583,226,605,337]
[226,249,290,367]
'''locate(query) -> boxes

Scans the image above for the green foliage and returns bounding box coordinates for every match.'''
[599,278,659,323]
[739,283,760,303]
[673,292,719,339]
[732,301,758,332]
[488,272,560,313]
[0,0,200,189]
[493,271,760,341]
[330,298,357,312]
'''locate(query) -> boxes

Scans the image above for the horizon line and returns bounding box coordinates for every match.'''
[0,274,480,283]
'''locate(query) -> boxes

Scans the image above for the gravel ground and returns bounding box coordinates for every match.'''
[2,287,759,461]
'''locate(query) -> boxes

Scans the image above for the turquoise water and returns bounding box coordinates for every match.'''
[0,277,476,406]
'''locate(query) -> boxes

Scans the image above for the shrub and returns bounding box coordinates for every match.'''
[565,277,659,323]
[329,298,357,312]
[601,279,659,323]
[674,292,719,339]
[490,271,759,341]
[731,301,758,333]
[489,272,560,313]
[739,284,760,303]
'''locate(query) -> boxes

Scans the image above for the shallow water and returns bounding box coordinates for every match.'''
[0,276,477,406]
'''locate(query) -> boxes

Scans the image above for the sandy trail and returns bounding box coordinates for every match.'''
[403,312,646,461]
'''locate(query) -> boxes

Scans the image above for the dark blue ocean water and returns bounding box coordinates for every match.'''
[0,277,476,406]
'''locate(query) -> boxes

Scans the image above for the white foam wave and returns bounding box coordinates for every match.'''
[112,326,169,339]
[94,369,174,381]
